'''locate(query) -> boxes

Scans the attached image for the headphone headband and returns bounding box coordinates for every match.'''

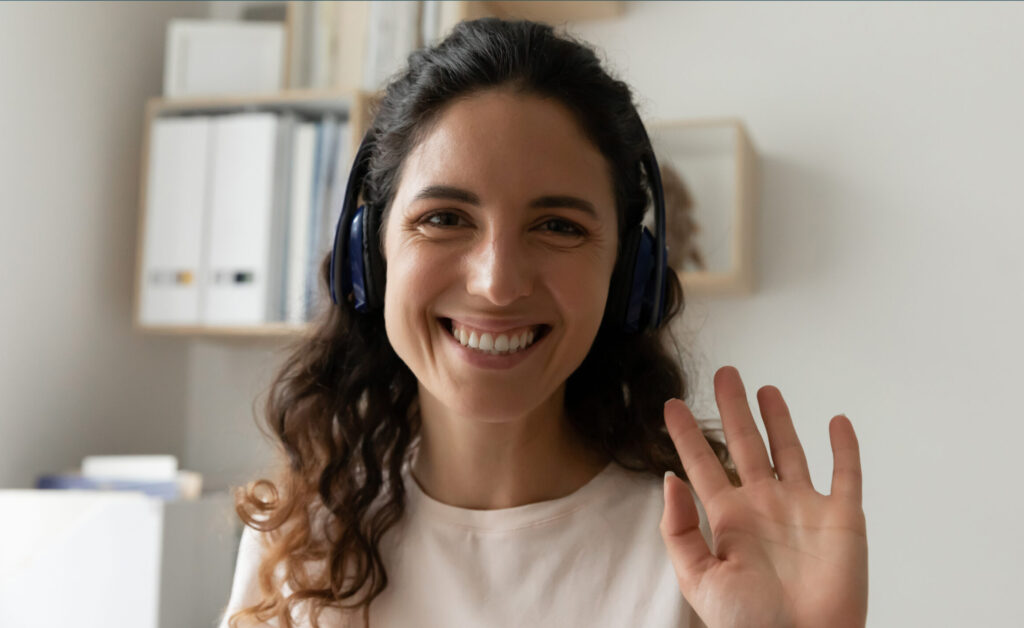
[330,132,375,309]
[639,127,667,331]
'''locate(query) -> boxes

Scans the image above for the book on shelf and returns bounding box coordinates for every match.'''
[363,1,423,91]
[290,0,449,92]
[35,455,203,501]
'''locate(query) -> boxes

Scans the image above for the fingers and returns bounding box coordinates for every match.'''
[660,471,716,594]
[664,398,732,506]
[756,384,813,487]
[714,366,775,484]
[829,414,863,504]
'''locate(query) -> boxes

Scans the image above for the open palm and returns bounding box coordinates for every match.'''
[660,366,868,628]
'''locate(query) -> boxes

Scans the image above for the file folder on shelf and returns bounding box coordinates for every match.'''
[202,112,291,326]
[139,116,211,326]
[138,105,354,329]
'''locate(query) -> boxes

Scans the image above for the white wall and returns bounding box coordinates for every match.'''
[569,2,1023,625]
[0,2,207,489]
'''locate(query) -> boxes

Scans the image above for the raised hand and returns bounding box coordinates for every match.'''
[659,366,868,628]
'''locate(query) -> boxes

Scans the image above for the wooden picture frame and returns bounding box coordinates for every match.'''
[646,118,759,296]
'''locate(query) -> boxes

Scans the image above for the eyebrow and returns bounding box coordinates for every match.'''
[411,184,598,219]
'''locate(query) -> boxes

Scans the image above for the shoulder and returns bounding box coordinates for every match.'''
[217,520,359,628]
[217,525,282,628]
[609,464,714,550]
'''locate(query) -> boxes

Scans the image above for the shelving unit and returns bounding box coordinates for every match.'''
[132,88,379,338]
[647,117,759,296]
[133,1,757,339]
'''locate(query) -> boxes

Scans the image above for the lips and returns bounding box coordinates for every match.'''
[438,317,551,355]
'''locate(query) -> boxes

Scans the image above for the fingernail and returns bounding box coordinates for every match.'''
[664,470,677,482]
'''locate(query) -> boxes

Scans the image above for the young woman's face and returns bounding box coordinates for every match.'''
[381,89,619,420]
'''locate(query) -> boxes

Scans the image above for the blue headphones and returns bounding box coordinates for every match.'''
[330,125,667,334]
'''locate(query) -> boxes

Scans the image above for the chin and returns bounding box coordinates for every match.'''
[442,384,556,423]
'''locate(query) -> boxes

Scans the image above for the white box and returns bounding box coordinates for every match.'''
[0,491,239,628]
[164,20,284,97]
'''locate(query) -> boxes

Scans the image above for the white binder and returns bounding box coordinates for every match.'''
[139,116,211,326]
[202,112,290,325]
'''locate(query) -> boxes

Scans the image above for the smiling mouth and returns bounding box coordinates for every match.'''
[438,318,551,355]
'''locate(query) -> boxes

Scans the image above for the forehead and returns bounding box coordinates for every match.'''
[393,90,616,212]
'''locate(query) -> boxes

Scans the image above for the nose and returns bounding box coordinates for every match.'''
[464,226,533,306]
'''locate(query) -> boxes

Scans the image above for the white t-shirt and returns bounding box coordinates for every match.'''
[217,460,712,628]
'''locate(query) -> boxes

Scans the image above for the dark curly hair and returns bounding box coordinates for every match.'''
[228,17,738,628]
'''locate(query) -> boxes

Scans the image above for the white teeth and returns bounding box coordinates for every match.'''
[448,320,542,355]
[479,333,494,351]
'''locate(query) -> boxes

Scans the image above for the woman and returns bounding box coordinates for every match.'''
[221,17,867,628]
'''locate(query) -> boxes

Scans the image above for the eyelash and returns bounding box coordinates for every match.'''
[419,211,586,237]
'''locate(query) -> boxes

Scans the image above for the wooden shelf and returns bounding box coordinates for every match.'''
[647,117,759,296]
[133,322,308,339]
[149,89,353,116]
[142,88,379,154]
[482,1,625,23]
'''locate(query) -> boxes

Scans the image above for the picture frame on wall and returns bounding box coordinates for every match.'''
[647,118,759,296]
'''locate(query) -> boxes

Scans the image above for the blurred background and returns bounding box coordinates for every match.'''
[1,1,1021,626]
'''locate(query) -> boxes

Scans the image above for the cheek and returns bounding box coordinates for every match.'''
[550,256,613,328]
[383,251,424,347]
[383,245,448,352]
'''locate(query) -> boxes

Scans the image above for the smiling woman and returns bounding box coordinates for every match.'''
[219,17,743,628]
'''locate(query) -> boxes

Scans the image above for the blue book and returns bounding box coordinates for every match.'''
[35,474,181,500]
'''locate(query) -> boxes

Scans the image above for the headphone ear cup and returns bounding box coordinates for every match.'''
[619,226,656,334]
[631,226,658,332]
[345,204,370,311]
[604,225,643,331]
[330,201,348,307]
[362,203,385,310]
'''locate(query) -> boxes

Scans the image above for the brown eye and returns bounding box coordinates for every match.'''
[538,218,585,237]
[423,211,465,228]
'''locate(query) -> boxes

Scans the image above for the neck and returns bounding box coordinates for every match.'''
[409,383,610,510]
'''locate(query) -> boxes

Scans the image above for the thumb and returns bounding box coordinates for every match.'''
[660,471,716,595]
